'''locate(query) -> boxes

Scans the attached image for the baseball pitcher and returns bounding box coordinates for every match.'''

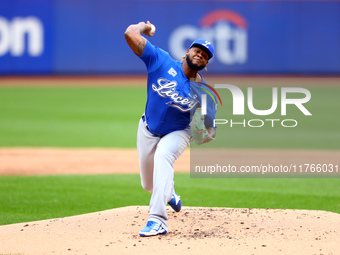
[124,21,217,237]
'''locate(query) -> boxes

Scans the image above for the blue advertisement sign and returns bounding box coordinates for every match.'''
[0,0,53,74]
[0,0,339,75]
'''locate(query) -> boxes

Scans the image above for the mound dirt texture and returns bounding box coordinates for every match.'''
[0,206,339,255]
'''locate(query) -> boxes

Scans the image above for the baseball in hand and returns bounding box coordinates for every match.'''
[150,24,156,35]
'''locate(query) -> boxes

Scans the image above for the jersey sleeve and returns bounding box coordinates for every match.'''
[139,40,168,73]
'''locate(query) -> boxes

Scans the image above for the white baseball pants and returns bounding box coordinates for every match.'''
[137,117,191,230]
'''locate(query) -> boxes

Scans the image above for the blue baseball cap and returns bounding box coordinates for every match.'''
[189,39,214,59]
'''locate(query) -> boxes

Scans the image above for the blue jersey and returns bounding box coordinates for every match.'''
[139,41,217,136]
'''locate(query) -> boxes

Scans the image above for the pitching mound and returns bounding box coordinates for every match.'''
[0,206,338,255]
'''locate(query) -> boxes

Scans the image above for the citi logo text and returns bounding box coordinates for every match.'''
[169,10,248,65]
[0,16,44,57]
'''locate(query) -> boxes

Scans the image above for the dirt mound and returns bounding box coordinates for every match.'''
[0,206,338,255]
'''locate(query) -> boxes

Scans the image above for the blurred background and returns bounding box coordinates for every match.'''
[1,0,339,75]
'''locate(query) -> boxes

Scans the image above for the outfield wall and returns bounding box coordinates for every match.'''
[0,0,339,75]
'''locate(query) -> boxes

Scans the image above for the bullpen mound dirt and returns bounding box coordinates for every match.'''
[0,206,339,255]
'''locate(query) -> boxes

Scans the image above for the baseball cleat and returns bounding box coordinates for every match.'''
[139,221,167,237]
[168,191,182,212]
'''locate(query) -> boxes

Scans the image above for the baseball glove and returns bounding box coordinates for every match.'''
[190,108,208,145]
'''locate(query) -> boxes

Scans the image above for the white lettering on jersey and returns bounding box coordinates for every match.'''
[152,78,198,112]
[168,67,177,77]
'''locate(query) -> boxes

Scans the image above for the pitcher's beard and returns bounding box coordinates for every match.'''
[186,55,205,71]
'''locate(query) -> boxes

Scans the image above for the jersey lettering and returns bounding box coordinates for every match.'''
[168,67,177,77]
[152,78,198,112]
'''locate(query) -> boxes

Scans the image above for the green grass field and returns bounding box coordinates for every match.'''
[0,83,339,226]
[1,174,339,226]
[1,86,340,149]
[0,87,146,147]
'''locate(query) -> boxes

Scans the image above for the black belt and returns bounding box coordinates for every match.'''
[141,114,165,138]
[141,114,150,131]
